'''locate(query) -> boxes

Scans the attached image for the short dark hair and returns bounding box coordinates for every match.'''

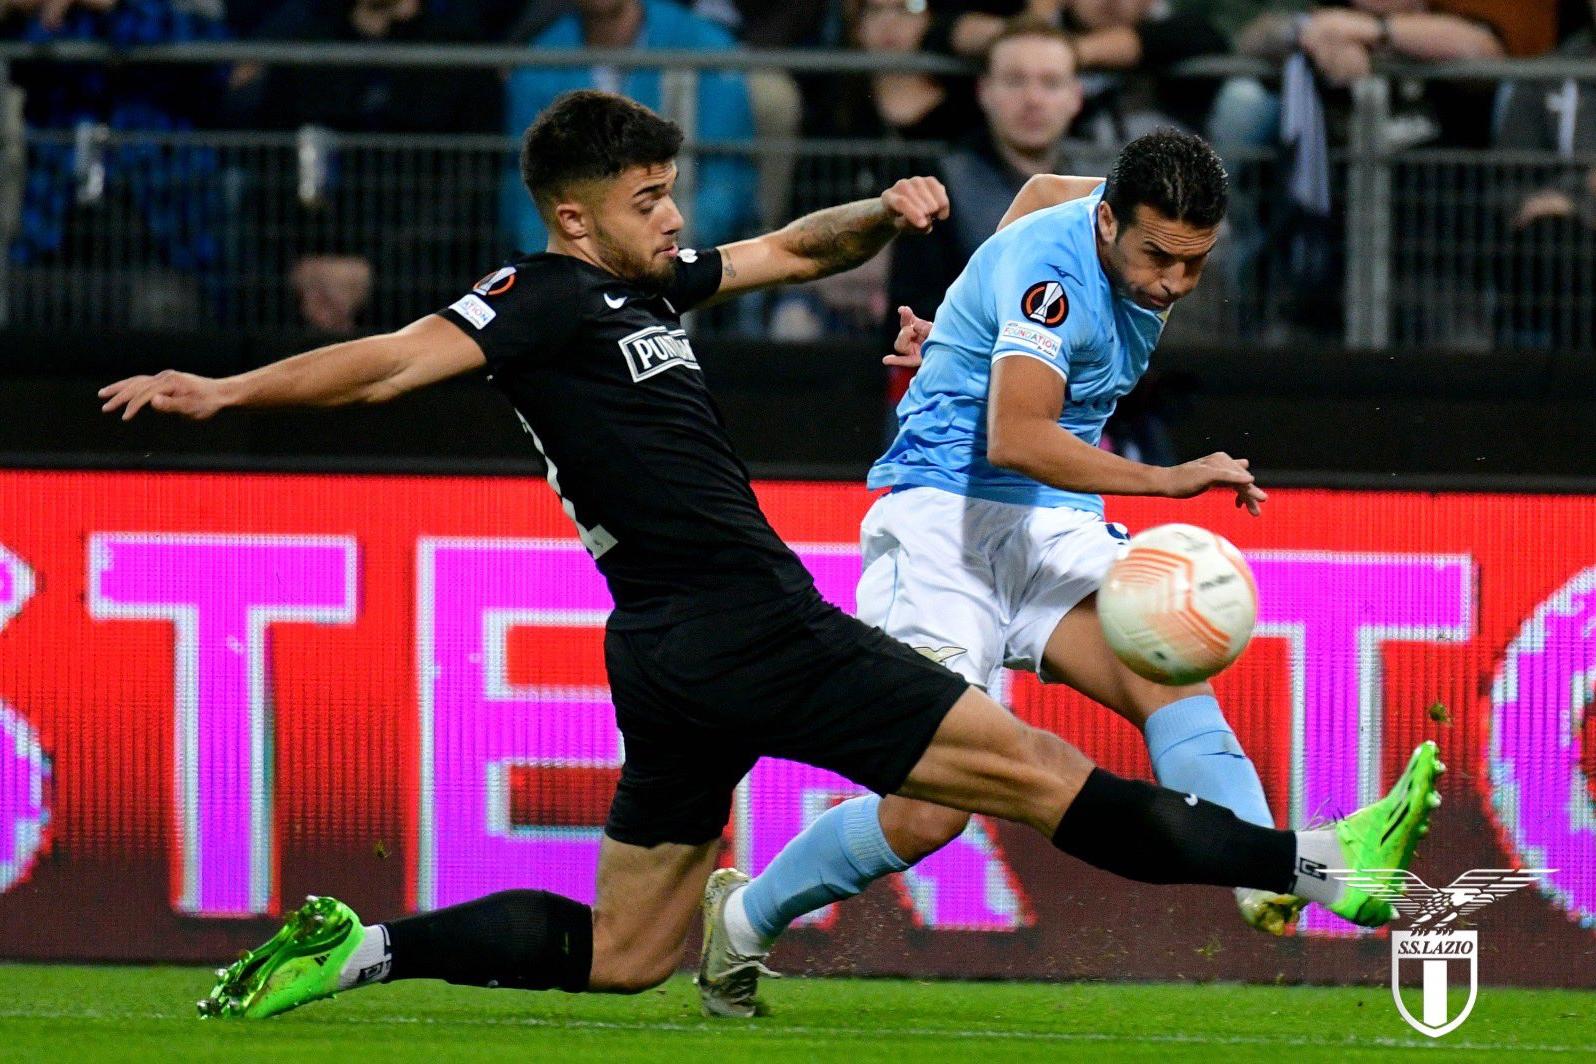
[519,90,683,214]
[1102,128,1228,231]
[981,16,1076,76]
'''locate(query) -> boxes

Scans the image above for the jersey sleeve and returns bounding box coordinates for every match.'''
[662,246,724,313]
[986,238,1096,385]
[438,262,579,373]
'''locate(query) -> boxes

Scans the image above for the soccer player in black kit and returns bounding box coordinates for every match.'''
[101,91,1440,1020]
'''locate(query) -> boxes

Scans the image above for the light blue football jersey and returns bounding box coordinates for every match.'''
[868,187,1167,516]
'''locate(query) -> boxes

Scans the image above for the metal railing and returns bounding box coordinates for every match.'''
[1,43,1594,350]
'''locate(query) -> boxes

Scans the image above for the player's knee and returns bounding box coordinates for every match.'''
[1013,725,1093,820]
[883,801,970,863]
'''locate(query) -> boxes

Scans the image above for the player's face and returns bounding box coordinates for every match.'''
[978,37,1082,155]
[587,162,685,290]
[1095,201,1218,312]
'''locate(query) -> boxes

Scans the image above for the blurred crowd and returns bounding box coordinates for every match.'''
[2,0,1594,357]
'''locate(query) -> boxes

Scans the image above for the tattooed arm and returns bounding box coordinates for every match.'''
[705,177,949,303]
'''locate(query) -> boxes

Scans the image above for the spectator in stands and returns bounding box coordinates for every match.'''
[773,0,982,337]
[912,1,1076,60]
[688,0,830,46]
[681,0,826,232]
[1063,0,1231,141]
[2,0,228,327]
[886,18,1081,333]
[241,1,499,134]
[503,0,759,252]
[1232,2,1537,338]
[805,0,982,149]
[1169,0,1308,43]
[227,0,502,334]
[1240,1,1526,147]
[1494,4,1596,348]
[1,0,118,27]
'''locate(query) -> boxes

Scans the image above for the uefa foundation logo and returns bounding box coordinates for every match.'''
[1330,868,1553,1038]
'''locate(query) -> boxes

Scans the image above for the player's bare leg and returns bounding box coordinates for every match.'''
[894,689,1091,825]
[1038,596,1305,934]
[897,689,1439,929]
[711,595,1293,1007]
[588,836,724,992]
[701,693,1087,1018]
[708,685,1261,1016]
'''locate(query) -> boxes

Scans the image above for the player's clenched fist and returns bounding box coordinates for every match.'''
[98,369,230,422]
[881,176,950,234]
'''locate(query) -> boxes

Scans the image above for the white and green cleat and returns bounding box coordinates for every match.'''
[198,894,362,1019]
[1236,888,1308,936]
[696,868,779,1019]
[1325,740,1446,927]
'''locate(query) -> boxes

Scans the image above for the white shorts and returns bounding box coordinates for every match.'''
[856,486,1128,689]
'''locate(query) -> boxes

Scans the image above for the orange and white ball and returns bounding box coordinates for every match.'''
[1098,524,1257,685]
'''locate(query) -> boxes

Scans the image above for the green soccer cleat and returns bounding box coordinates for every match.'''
[198,894,362,1019]
[1323,740,1446,927]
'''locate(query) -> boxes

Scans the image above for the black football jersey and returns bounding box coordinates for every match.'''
[438,249,816,628]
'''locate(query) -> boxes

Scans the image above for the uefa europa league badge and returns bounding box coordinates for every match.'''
[1328,868,1552,1038]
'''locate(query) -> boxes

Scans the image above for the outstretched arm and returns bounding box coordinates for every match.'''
[988,355,1267,514]
[99,314,485,420]
[708,177,950,302]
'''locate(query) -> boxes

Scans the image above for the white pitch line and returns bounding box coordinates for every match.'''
[0,1009,1590,1055]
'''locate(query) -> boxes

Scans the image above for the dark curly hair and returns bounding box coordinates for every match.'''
[520,90,683,216]
[1102,129,1228,231]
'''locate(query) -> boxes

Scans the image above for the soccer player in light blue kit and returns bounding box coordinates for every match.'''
[699,130,1296,1016]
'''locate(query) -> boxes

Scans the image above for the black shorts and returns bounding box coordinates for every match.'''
[602,590,970,847]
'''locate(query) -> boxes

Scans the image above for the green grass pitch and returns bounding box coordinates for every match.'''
[1,965,1590,1062]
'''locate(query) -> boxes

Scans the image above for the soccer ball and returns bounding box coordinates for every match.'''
[1097,523,1257,685]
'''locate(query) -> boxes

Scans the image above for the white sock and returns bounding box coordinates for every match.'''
[1289,829,1349,907]
[336,923,392,990]
[722,886,772,957]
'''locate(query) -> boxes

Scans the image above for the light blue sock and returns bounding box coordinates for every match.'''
[740,794,909,941]
[1144,695,1274,828]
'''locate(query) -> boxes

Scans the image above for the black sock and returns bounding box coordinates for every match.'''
[383,889,592,992]
[1051,768,1296,893]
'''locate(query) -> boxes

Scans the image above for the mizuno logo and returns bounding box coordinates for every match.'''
[912,646,967,666]
[604,293,627,310]
[1184,793,1200,807]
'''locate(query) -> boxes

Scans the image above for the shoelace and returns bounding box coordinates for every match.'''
[711,955,781,1009]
